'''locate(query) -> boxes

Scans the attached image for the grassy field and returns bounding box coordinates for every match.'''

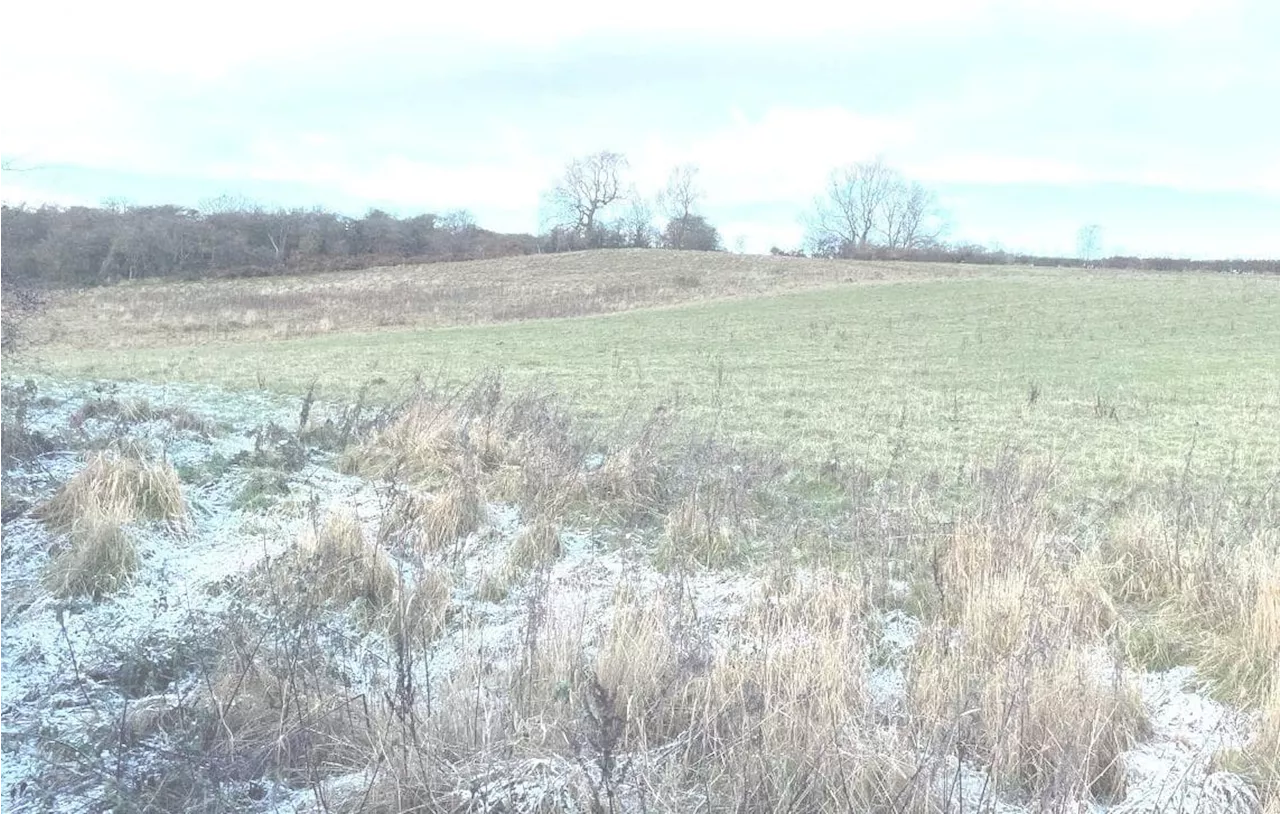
[25,254,1280,492]
[5,251,1280,812]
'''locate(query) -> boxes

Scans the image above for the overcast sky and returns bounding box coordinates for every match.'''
[3,0,1278,257]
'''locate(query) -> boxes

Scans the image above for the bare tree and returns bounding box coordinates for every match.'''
[805,157,899,256]
[439,209,476,235]
[547,151,629,244]
[657,164,704,249]
[1076,224,1103,266]
[882,180,943,250]
[615,191,656,248]
[806,158,949,256]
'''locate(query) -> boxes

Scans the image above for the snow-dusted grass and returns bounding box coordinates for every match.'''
[278,511,400,618]
[35,446,186,533]
[1,375,1275,814]
[43,502,139,599]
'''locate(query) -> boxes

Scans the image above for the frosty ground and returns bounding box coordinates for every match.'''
[0,376,1273,813]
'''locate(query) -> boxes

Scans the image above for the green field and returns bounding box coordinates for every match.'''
[28,268,1280,492]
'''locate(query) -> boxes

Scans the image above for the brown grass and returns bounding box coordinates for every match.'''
[505,514,562,573]
[487,570,921,810]
[282,512,399,615]
[388,565,453,649]
[68,396,218,435]
[34,250,1011,350]
[37,447,186,532]
[204,636,374,785]
[23,376,1278,812]
[660,487,741,569]
[909,505,1147,801]
[36,447,186,599]
[420,476,485,553]
[44,504,138,599]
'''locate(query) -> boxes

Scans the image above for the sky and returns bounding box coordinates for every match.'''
[2,0,1278,258]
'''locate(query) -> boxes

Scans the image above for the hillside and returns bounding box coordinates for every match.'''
[37,250,1064,350]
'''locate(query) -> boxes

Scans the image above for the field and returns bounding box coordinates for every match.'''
[29,252,1280,489]
[3,250,1278,813]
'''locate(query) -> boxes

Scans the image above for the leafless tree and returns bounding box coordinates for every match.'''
[656,164,705,249]
[547,151,629,242]
[805,157,898,255]
[882,180,943,250]
[806,158,948,256]
[1076,224,1103,266]
[439,209,476,235]
[615,191,656,248]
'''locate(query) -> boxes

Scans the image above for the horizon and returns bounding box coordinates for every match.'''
[3,0,1278,260]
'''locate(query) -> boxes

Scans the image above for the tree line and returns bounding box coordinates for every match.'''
[0,198,540,288]
[3,153,1276,293]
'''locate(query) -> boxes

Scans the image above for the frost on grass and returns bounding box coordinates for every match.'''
[1,376,1273,814]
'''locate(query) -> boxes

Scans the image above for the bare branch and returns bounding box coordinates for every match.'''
[547,151,629,243]
[657,164,706,250]
[806,157,946,256]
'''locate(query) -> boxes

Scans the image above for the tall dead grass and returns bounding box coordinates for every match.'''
[909,468,1147,802]
[283,512,399,614]
[36,446,186,598]
[44,503,138,599]
[335,568,921,813]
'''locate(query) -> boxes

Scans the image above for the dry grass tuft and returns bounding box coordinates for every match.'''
[44,504,138,599]
[1096,504,1280,708]
[69,396,218,435]
[420,476,485,553]
[1257,687,1280,801]
[375,488,428,548]
[588,412,670,518]
[284,512,399,615]
[37,447,186,532]
[474,568,511,603]
[36,447,185,600]
[1213,679,1280,807]
[205,638,373,784]
[388,565,453,648]
[912,514,1147,801]
[341,400,463,487]
[1197,542,1280,709]
[505,514,562,573]
[660,487,740,568]
[498,570,909,810]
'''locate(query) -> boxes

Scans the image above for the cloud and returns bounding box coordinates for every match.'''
[4,0,1275,258]
[906,156,1099,187]
[629,108,915,210]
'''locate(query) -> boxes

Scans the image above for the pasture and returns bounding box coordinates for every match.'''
[3,250,1278,813]
[28,251,1280,491]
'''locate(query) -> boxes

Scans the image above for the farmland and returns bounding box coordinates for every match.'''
[27,251,1280,490]
[2,250,1278,813]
